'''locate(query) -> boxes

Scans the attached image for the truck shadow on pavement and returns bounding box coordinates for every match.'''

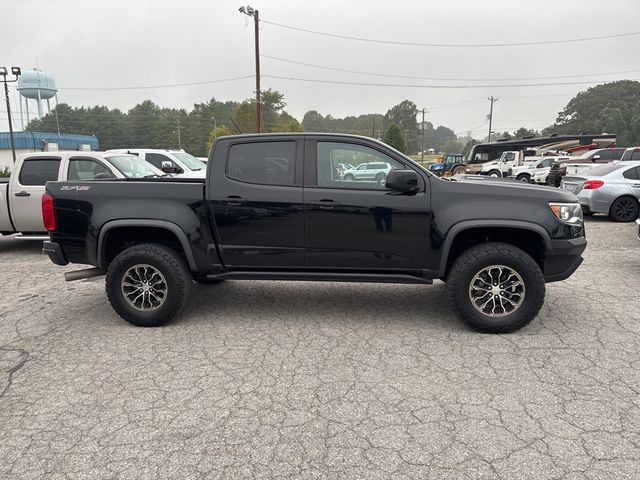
[185,280,465,331]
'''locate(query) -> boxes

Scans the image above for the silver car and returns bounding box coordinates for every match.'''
[561,161,640,222]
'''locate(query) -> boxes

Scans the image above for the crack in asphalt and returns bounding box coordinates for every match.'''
[0,219,639,479]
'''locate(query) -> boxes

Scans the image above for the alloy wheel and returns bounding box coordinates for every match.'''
[468,265,525,317]
[121,264,168,311]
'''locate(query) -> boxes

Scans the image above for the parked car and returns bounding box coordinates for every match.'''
[621,147,640,161]
[43,133,586,333]
[547,148,625,187]
[531,167,552,185]
[1,151,164,239]
[106,149,206,177]
[560,161,640,221]
[510,156,568,182]
[342,162,392,183]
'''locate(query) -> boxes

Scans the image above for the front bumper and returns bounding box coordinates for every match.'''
[43,241,69,266]
[543,236,587,282]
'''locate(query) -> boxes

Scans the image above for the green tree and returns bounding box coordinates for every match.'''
[273,112,303,132]
[383,123,406,152]
[543,80,640,145]
[206,125,232,151]
[302,110,327,131]
[385,100,419,152]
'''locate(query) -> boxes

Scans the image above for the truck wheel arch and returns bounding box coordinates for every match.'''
[97,219,197,271]
[438,220,551,279]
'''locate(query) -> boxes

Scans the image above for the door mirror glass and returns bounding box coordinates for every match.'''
[161,161,182,174]
[592,155,601,161]
[386,170,419,191]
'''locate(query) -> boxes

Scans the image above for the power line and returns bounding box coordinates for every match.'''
[263,74,639,89]
[57,75,254,91]
[260,19,640,48]
[262,54,640,82]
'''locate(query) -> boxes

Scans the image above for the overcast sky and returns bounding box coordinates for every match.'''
[2,0,639,139]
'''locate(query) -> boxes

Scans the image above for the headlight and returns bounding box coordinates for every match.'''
[549,203,583,224]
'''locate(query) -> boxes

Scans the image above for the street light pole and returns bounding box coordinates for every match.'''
[239,5,261,133]
[1,67,21,163]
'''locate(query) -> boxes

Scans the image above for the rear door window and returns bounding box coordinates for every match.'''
[68,158,112,180]
[19,158,61,186]
[622,167,640,180]
[227,141,296,186]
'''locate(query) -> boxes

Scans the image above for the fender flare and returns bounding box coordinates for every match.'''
[97,219,197,270]
[437,220,552,277]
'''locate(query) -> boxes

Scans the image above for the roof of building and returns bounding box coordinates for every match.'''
[0,131,99,150]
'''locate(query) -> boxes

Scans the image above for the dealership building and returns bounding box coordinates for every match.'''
[0,131,99,171]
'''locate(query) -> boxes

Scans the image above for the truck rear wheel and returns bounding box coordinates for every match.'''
[446,242,545,333]
[105,243,192,327]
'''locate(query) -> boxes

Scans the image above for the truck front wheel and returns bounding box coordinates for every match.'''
[446,242,545,333]
[105,243,192,327]
[487,169,502,177]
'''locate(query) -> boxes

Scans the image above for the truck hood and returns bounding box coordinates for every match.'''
[446,174,577,201]
[481,160,499,168]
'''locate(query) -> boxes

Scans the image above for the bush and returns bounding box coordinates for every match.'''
[0,166,10,178]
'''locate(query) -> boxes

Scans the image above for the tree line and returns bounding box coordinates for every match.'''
[24,80,640,157]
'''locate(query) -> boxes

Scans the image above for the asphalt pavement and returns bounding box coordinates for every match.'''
[1,216,639,479]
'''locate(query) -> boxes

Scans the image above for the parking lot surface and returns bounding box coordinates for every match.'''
[1,217,639,479]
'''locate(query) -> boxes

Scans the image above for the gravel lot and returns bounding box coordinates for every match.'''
[1,216,639,479]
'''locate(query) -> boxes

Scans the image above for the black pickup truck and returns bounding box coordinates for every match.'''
[43,134,586,333]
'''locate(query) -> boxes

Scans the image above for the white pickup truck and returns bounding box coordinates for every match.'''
[106,149,206,178]
[509,156,570,182]
[1,151,164,239]
[475,150,539,177]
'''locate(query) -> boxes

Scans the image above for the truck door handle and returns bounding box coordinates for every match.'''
[14,191,31,197]
[310,199,339,209]
[632,184,640,188]
[223,196,247,206]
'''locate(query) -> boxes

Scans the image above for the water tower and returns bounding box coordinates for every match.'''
[17,68,58,128]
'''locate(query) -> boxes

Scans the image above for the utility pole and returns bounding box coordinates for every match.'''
[239,5,261,133]
[372,115,375,138]
[487,96,498,142]
[176,118,182,149]
[420,107,427,161]
[0,67,21,163]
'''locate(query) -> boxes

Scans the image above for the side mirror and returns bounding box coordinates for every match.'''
[161,161,182,174]
[386,170,419,191]
[592,155,601,161]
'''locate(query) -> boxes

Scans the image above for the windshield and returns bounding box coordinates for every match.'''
[172,152,207,171]
[105,155,165,178]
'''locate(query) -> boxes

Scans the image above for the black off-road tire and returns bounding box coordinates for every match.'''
[105,243,192,327]
[446,242,545,333]
[609,196,639,222]
[452,166,466,175]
